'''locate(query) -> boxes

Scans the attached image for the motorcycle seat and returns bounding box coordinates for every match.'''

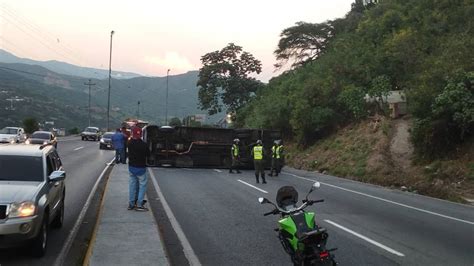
[297,227,326,241]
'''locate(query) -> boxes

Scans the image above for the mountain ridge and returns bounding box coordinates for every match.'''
[0,49,143,79]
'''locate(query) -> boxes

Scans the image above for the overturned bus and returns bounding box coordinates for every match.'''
[143,125,281,168]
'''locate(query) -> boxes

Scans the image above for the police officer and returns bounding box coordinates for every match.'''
[276,140,284,174]
[270,140,280,177]
[251,140,266,184]
[229,138,241,174]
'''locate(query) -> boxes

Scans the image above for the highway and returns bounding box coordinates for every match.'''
[1,141,472,265]
[0,138,114,265]
[150,167,474,266]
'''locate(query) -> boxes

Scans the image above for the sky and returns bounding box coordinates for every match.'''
[0,0,354,82]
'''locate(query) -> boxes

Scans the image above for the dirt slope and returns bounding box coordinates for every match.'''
[285,116,474,203]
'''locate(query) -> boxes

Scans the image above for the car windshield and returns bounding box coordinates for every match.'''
[31,132,50,139]
[85,128,98,132]
[0,128,17,135]
[102,133,113,138]
[0,155,43,181]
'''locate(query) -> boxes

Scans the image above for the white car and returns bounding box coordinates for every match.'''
[0,127,27,144]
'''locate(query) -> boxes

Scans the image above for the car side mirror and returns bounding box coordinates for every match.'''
[49,170,66,182]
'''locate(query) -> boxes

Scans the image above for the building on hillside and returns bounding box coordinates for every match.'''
[364,90,407,119]
[386,90,407,119]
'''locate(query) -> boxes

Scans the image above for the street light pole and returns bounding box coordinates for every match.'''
[137,101,140,120]
[165,69,170,125]
[106,30,115,131]
[84,79,96,127]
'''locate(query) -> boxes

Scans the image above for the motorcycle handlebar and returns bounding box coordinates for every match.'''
[303,199,325,205]
[264,210,276,216]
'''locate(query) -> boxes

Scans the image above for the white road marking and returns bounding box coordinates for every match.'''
[73,146,84,151]
[54,157,115,266]
[284,172,474,226]
[213,169,222,173]
[149,170,201,266]
[237,179,268,194]
[324,219,405,257]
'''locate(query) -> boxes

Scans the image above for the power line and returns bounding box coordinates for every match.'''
[0,4,88,67]
[0,14,81,66]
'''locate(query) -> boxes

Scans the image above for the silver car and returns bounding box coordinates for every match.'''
[0,127,27,143]
[0,144,66,257]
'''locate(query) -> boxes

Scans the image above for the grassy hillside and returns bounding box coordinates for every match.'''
[285,117,474,203]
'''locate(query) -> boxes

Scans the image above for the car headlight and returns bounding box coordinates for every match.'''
[43,140,48,145]
[9,202,36,218]
[10,139,15,144]
[100,138,105,143]
[25,139,31,144]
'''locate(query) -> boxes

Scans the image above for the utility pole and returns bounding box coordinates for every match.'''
[84,79,96,127]
[107,30,115,131]
[137,100,140,121]
[165,69,170,125]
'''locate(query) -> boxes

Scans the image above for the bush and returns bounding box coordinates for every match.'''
[68,127,80,135]
[22,118,39,134]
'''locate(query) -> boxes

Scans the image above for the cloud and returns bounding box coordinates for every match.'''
[144,52,195,73]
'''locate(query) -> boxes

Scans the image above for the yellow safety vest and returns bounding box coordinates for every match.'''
[232,144,239,157]
[272,145,279,159]
[277,145,283,158]
[253,145,263,160]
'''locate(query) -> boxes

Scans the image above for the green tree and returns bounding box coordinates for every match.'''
[433,71,474,140]
[197,43,263,115]
[274,22,334,69]
[23,117,39,134]
[169,117,182,127]
[68,127,80,135]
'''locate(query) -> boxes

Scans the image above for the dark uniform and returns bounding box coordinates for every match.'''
[229,139,241,173]
[252,141,266,184]
[270,142,284,176]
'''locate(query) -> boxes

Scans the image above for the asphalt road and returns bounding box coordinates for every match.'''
[0,138,114,265]
[151,167,474,266]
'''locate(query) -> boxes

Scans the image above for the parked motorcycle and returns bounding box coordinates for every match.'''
[259,182,337,265]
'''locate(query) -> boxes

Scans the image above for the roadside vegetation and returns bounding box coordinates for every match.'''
[197,0,474,202]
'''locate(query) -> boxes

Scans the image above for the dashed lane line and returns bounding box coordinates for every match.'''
[237,179,268,194]
[324,219,405,257]
[284,172,474,226]
[73,146,84,151]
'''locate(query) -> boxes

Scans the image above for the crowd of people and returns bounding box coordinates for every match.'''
[230,138,284,184]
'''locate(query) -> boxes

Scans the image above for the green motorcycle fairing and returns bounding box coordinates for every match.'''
[278,211,316,251]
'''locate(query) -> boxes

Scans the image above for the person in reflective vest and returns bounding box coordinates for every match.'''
[251,140,266,184]
[277,140,284,174]
[229,138,241,174]
[270,140,280,176]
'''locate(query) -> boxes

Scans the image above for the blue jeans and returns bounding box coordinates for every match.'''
[115,148,125,163]
[129,171,147,207]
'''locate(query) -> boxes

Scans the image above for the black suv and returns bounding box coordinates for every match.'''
[0,144,66,257]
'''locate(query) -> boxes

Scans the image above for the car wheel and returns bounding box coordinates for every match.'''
[99,144,104,150]
[31,214,48,257]
[51,198,64,229]
[81,136,85,141]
